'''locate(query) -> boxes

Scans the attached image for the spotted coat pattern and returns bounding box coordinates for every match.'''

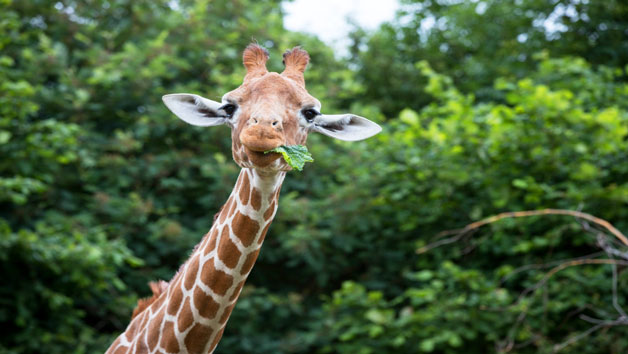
[107,44,337,354]
[106,169,285,354]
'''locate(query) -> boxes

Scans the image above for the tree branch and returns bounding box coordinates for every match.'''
[417,208,628,255]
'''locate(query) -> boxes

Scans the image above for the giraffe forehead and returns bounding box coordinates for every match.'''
[231,72,315,110]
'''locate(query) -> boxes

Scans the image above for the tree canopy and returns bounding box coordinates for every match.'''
[1,0,627,353]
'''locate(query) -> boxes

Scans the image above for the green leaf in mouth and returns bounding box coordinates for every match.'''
[264,145,314,171]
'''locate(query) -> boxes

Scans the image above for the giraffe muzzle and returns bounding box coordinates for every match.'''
[238,125,285,168]
[239,125,285,152]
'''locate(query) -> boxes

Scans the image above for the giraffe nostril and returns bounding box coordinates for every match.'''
[252,118,259,124]
[272,120,278,127]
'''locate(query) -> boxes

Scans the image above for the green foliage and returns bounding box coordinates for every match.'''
[0,218,140,353]
[308,58,628,353]
[351,0,628,115]
[0,0,342,351]
[265,145,314,171]
[2,0,628,353]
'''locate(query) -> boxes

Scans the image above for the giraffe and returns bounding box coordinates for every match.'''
[106,44,381,354]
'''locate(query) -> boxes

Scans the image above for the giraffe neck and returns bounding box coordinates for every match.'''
[107,168,285,354]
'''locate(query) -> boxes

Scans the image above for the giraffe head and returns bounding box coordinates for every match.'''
[163,44,381,171]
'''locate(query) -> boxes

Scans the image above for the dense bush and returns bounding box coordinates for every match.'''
[306,58,628,353]
[351,0,628,115]
[1,0,627,353]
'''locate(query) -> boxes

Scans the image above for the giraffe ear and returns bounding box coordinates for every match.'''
[162,93,229,127]
[311,114,382,141]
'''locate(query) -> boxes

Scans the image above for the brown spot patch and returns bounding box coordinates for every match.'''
[184,255,200,290]
[160,320,180,353]
[109,338,122,354]
[194,286,220,319]
[204,228,218,256]
[112,344,128,354]
[185,323,212,354]
[229,198,237,216]
[232,211,260,247]
[150,288,166,311]
[135,333,150,354]
[229,280,246,302]
[138,311,150,333]
[219,197,233,224]
[200,258,233,296]
[219,303,236,325]
[240,250,260,275]
[209,327,225,353]
[250,188,262,210]
[257,222,271,245]
[167,282,183,316]
[239,172,251,205]
[124,315,140,340]
[217,226,241,269]
[147,310,164,351]
[263,201,275,220]
[177,297,194,331]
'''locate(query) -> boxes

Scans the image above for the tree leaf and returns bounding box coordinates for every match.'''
[264,145,314,171]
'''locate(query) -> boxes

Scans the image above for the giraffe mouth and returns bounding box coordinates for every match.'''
[239,125,286,168]
[243,146,282,167]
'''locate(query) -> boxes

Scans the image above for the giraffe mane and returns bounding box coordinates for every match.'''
[130,234,208,320]
[131,280,169,319]
[129,233,211,320]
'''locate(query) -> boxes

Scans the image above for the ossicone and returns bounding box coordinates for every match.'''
[281,46,310,86]
[243,43,269,80]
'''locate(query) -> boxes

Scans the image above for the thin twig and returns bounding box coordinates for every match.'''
[499,252,604,285]
[515,259,628,305]
[553,321,607,352]
[553,317,628,352]
[579,314,607,325]
[602,240,628,319]
[597,232,628,261]
[416,230,477,254]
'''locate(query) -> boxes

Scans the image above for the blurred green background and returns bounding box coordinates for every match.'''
[1,0,628,353]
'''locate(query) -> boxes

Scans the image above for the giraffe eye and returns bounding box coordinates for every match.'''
[301,108,319,122]
[220,104,237,117]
